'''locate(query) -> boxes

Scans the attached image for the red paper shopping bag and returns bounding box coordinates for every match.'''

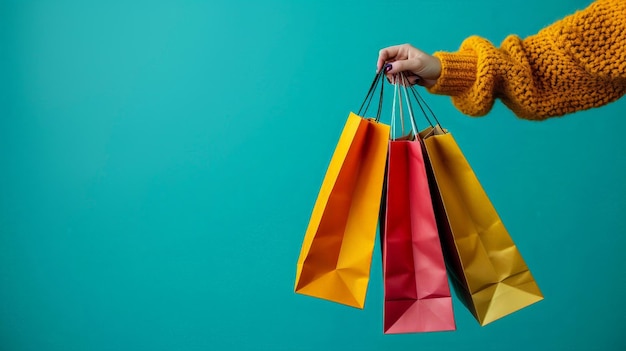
[381,81,455,333]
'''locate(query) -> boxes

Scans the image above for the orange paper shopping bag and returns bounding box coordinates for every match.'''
[295,72,389,308]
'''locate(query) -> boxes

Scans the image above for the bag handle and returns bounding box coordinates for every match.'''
[391,79,399,139]
[389,75,417,140]
[395,72,446,135]
[400,74,419,139]
[408,80,443,132]
[357,70,385,122]
[390,75,418,140]
[390,73,447,138]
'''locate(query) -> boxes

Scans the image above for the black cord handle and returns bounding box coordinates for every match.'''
[409,83,442,129]
[357,70,385,122]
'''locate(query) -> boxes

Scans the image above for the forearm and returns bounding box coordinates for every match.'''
[428,0,626,120]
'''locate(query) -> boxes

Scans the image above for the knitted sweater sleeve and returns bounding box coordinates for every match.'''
[428,0,626,120]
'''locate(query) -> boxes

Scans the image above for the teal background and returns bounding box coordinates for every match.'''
[1,0,625,350]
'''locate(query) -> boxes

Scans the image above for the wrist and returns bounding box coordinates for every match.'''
[427,51,477,95]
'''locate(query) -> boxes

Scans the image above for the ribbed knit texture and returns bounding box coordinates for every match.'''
[429,0,626,120]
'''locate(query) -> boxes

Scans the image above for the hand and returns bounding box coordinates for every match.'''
[377,44,442,88]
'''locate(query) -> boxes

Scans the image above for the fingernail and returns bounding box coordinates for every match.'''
[384,63,392,72]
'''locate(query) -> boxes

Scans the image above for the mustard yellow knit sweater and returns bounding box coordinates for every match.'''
[429,0,626,120]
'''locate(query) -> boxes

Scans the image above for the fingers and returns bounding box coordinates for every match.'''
[385,59,424,76]
[386,57,441,87]
[385,72,422,86]
[385,61,422,85]
[406,73,422,86]
[377,44,405,73]
[377,44,440,87]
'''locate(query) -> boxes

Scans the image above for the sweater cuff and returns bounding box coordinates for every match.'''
[428,51,477,96]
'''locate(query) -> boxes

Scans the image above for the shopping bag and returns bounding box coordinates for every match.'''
[382,83,455,333]
[295,72,390,308]
[420,125,543,326]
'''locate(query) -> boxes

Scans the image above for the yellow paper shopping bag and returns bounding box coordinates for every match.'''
[420,126,543,326]
[295,112,389,308]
